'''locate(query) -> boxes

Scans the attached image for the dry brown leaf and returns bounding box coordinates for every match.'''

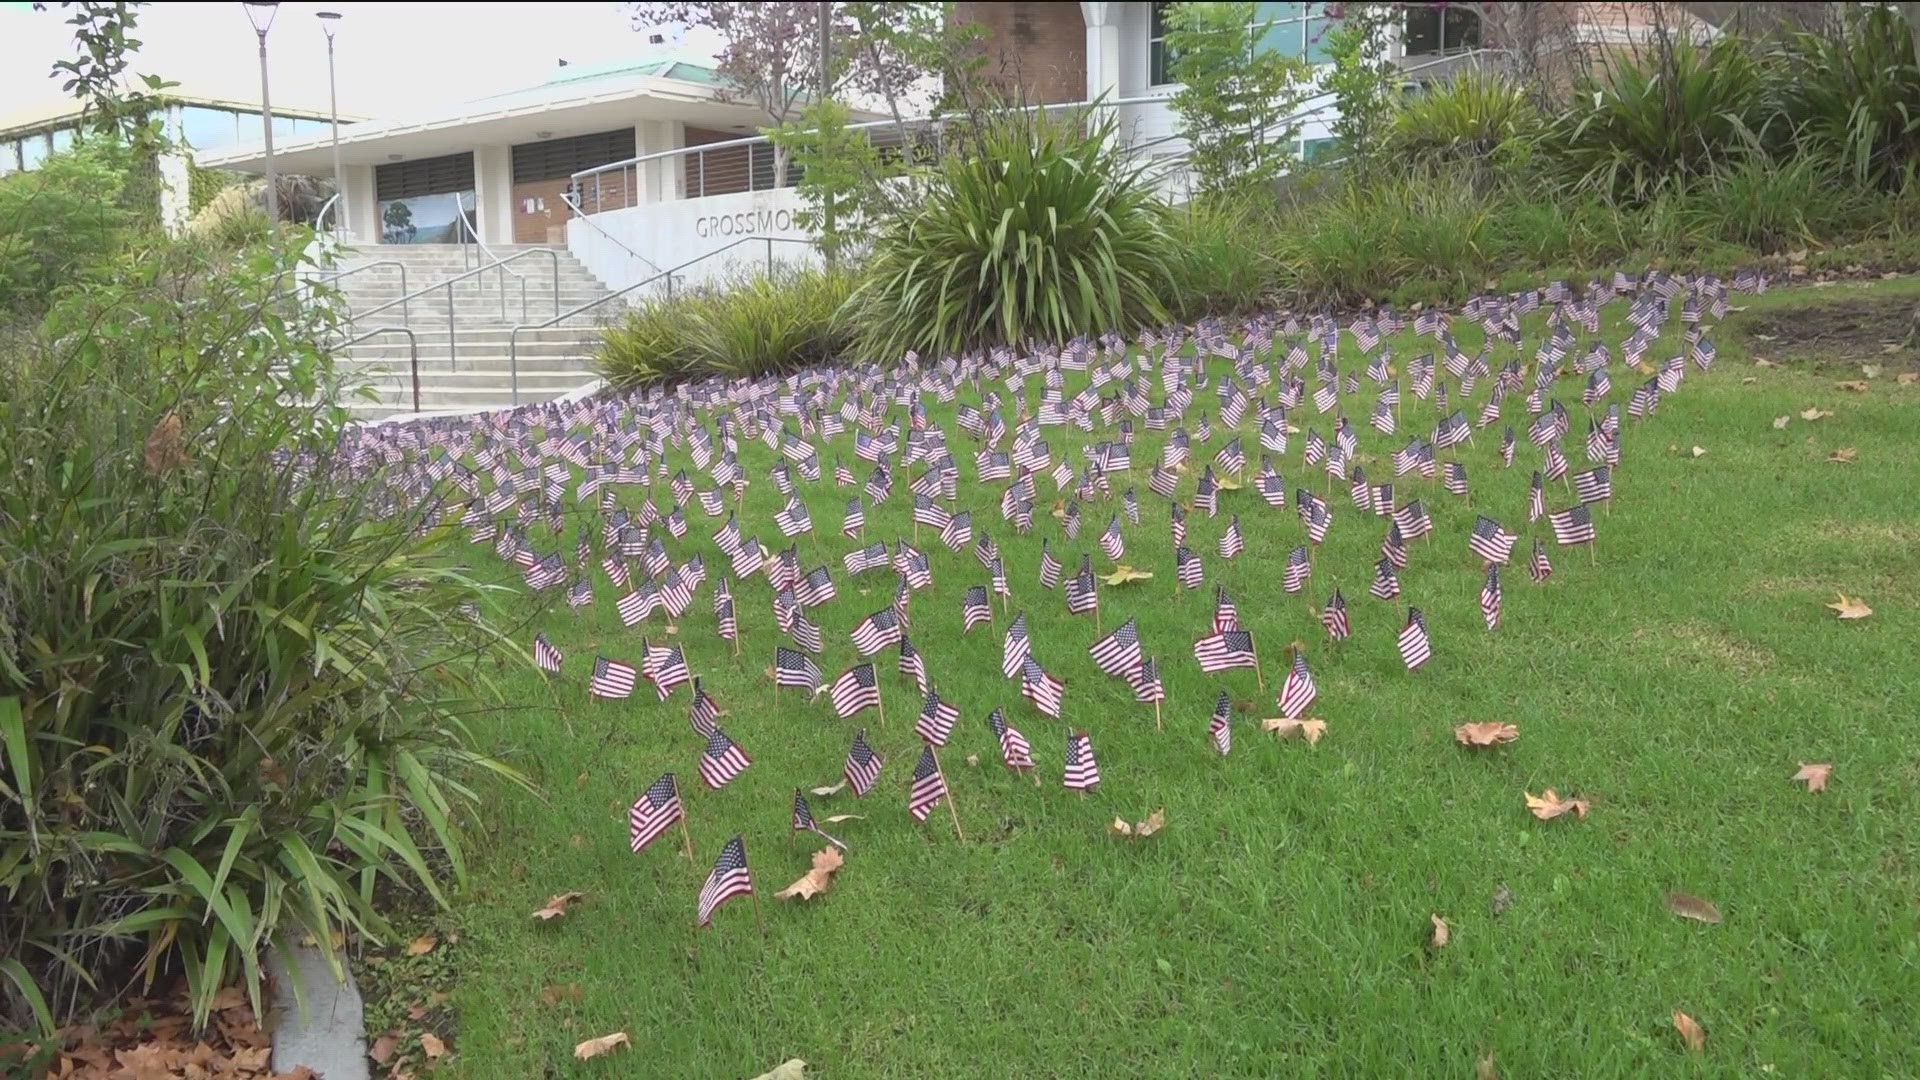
[1836,380,1869,392]
[1673,1010,1705,1054]
[1897,372,1919,385]
[370,1033,400,1064]
[532,892,586,921]
[1454,722,1519,747]
[143,411,189,474]
[821,813,865,824]
[1792,762,1832,793]
[1135,807,1167,838]
[1771,415,1789,430]
[809,780,848,797]
[965,754,980,767]
[420,1033,446,1059]
[404,934,437,957]
[1262,717,1326,744]
[1753,357,1779,368]
[1826,593,1873,620]
[1429,913,1450,949]
[1664,891,1722,925]
[1800,406,1832,421]
[574,1032,630,1060]
[1827,447,1858,463]
[1690,445,1707,458]
[1108,816,1133,838]
[1861,363,1883,378]
[1525,789,1589,821]
[1476,1051,1498,1080]
[749,1061,809,1080]
[775,847,845,901]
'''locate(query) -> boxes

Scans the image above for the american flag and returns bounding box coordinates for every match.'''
[1322,588,1350,641]
[695,835,752,927]
[1020,656,1066,717]
[915,688,961,746]
[842,497,866,537]
[1277,650,1317,719]
[1038,541,1063,589]
[1175,544,1204,590]
[828,663,881,718]
[1088,617,1144,677]
[774,645,823,692]
[1468,515,1517,565]
[533,633,564,674]
[652,645,692,699]
[844,540,890,576]
[1302,495,1331,544]
[1148,462,1179,499]
[1065,563,1099,615]
[698,729,752,789]
[689,679,722,738]
[1063,731,1101,790]
[565,578,594,610]
[795,566,837,608]
[1528,471,1545,523]
[1169,502,1187,546]
[939,510,974,551]
[1480,564,1502,630]
[1573,466,1612,504]
[912,494,951,529]
[1443,461,1469,497]
[589,655,637,699]
[1193,467,1218,517]
[850,608,904,655]
[844,728,883,796]
[1001,613,1032,677]
[1529,536,1554,583]
[1392,499,1432,541]
[1283,545,1311,593]
[1099,516,1125,560]
[628,772,683,854]
[1370,558,1401,600]
[1213,587,1240,631]
[1257,460,1287,508]
[1398,607,1433,670]
[1193,629,1257,673]
[1209,690,1232,756]
[960,585,993,633]
[524,553,566,591]
[790,787,819,834]
[1127,655,1166,703]
[907,745,948,822]
[1549,503,1595,546]
[1218,515,1246,559]
[773,497,813,537]
[1214,437,1245,475]
[988,706,1035,770]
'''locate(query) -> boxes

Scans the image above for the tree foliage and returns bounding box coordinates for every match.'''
[1165,1,1314,196]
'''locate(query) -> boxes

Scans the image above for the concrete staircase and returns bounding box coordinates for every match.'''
[318,244,620,420]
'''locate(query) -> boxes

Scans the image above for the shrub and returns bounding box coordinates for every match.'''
[0,139,142,310]
[1384,70,1540,166]
[851,106,1179,360]
[1774,7,1920,186]
[1163,197,1284,321]
[0,235,521,1034]
[598,264,856,387]
[1164,0,1313,195]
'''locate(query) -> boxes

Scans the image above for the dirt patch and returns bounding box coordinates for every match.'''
[1737,296,1920,375]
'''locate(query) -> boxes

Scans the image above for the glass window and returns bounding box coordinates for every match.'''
[1404,4,1480,56]
[20,133,50,170]
[50,127,75,153]
[1255,3,1304,58]
[0,140,16,175]
[1149,1,1173,87]
[182,105,240,150]
[1301,135,1340,162]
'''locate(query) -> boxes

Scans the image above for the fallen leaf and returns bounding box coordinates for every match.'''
[420,1033,446,1059]
[405,934,437,957]
[1262,717,1326,744]
[1898,372,1919,385]
[143,411,189,474]
[1429,914,1450,949]
[1826,593,1872,620]
[1214,474,1242,491]
[821,814,865,824]
[570,833,586,848]
[1134,807,1167,838]
[1792,762,1832,793]
[1664,891,1722,925]
[1835,380,1869,392]
[965,754,980,767]
[1861,363,1883,378]
[1525,789,1589,821]
[1828,447,1857,463]
[574,1032,630,1060]
[1690,446,1707,458]
[1454,722,1519,747]
[370,1033,401,1064]
[1800,407,1832,421]
[749,1061,809,1080]
[532,892,586,921]
[775,847,846,901]
[1476,1051,1499,1080]
[1673,1010,1705,1054]
[809,780,848,796]
[1771,415,1789,430]
[1108,816,1133,838]
[1100,564,1154,586]
[1491,883,1513,916]
[1753,356,1779,367]
[540,983,584,1006]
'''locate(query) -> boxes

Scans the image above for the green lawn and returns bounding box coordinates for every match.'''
[428,279,1920,1078]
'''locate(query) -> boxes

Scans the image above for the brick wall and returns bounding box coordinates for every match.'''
[954,2,1087,104]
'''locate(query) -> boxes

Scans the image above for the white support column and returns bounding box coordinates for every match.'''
[472,145,514,245]
[341,163,377,245]
[1081,2,1122,103]
[634,119,685,204]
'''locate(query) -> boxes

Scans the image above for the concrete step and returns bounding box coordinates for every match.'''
[337,356,599,375]
[344,369,597,393]
[340,340,600,361]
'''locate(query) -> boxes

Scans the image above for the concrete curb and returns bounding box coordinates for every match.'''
[267,941,370,1080]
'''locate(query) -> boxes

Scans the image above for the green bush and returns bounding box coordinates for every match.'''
[0,139,143,310]
[1164,197,1284,321]
[0,234,522,1034]
[850,105,1179,360]
[599,264,857,388]
[1774,7,1920,186]
[1385,71,1540,165]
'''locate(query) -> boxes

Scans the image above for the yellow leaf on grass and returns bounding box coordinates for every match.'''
[421,1033,447,1059]
[775,848,846,901]
[1454,722,1519,747]
[810,780,848,797]
[1861,363,1883,378]
[1792,762,1832,793]
[1215,474,1242,491]
[405,934,437,957]
[1753,357,1779,368]
[1800,407,1832,421]
[1664,891,1722,925]
[1672,1010,1705,1054]
[1108,808,1167,839]
[821,814,865,824]
[1101,565,1154,586]
[1108,817,1134,838]
[1771,415,1789,430]
[531,892,586,921]
[574,1032,631,1060]
[749,1061,809,1080]
[1828,447,1857,463]
[1897,371,1919,385]
[1525,789,1589,821]
[1262,717,1326,744]
[1835,380,1870,392]
[1429,914,1450,949]
[1690,446,1707,458]
[1826,593,1873,620]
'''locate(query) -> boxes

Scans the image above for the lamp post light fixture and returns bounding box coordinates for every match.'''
[317,10,345,236]
[242,0,281,233]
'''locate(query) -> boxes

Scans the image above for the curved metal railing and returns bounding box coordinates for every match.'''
[332,325,422,413]
[346,247,560,368]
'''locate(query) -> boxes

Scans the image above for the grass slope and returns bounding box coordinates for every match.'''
[437,280,1920,1078]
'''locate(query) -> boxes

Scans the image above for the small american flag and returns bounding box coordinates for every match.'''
[1480,564,1502,630]
[1021,656,1066,717]
[1214,437,1245,475]
[1469,515,1517,565]
[533,633,564,674]
[1127,655,1166,703]
[1099,516,1125,560]
[589,656,637,699]
[1573,466,1612,504]
[1444,461,1469,497]
[628,772,683,854]
[696,835,752,927]
[651,645,692,700]
[1277,650,1317,719]
[1002,613,1032,677]
[1175,544,1204,590]
[1065,564,1099,615]
[1063,731,1101,790]
[689,679,722,738]
[907,745,948,822]
[1549,503,1595,546]
[1370,558,1401,600]
[1169,502,1188,546]
[1038,541,1063,588]
[1194,467,1218,517]
[1209,690,1232,756]
[828,663,881,718]
[915,688,961,746]
[960,585,993,633]
[844,728,883,796]
[1322,588,1350,640]
[565,578,594,610]
[1529,536,1554,583]
[989,707,1035,770]
[1088,617,1144,677]
[1397,607,1433,670]
[842,497,866,537]
[1193,629,1257,673]
[1213,587,1240,631]
[1283,545,1311,593]
[1218,515,1245,559]
[1383,523,1408,568]
[774,645,823,692]
[698,729,752,789]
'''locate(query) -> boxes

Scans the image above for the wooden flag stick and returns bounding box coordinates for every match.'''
[876,690,888,727]
[1253,650,1265,692]
[931,747,966,843]
[678,812,696,861]
[1588,538,1597,566]
[1153,698,1162,732]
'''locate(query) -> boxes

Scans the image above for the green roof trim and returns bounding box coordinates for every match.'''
[539,57,722,89]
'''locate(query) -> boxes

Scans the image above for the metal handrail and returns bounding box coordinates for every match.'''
[558,190,664,277]
[307,260,410,326]
[452,192,521,277]
[334,325,422,414]
[315,192,341,234]
[347,247,560,369]
[505,234,816,405]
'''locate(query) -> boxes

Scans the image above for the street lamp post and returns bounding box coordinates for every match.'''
[317,10,345,236]
[243,1,281,233]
